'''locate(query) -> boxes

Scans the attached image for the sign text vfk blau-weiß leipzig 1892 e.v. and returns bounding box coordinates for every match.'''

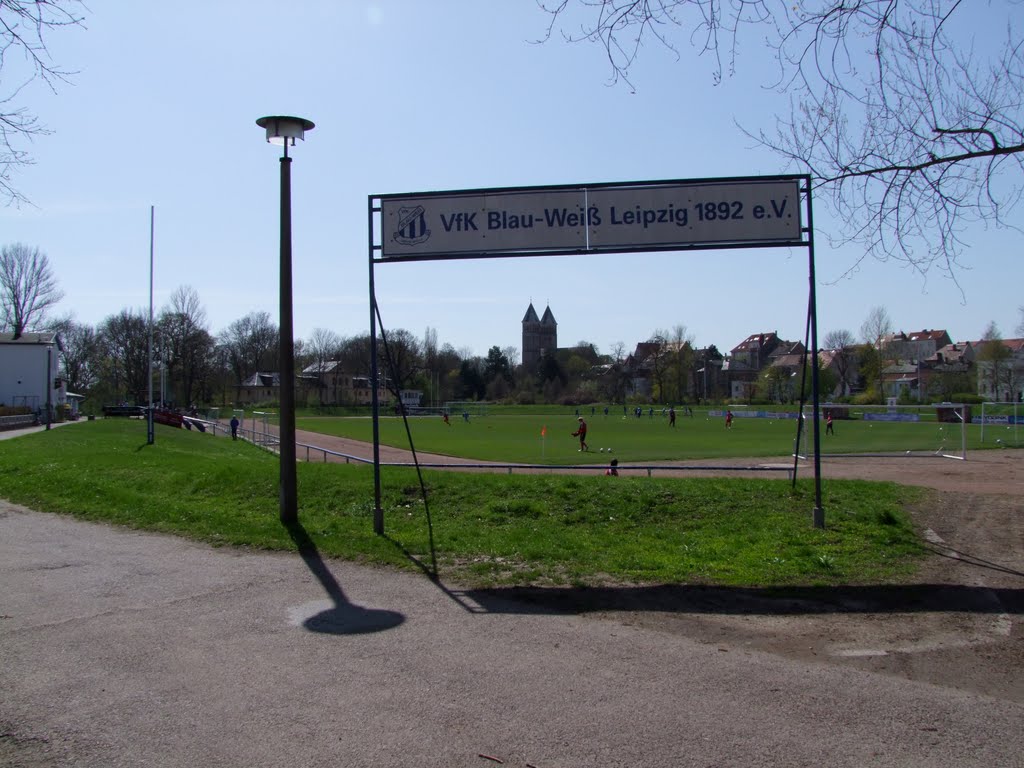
[380,178,803,260]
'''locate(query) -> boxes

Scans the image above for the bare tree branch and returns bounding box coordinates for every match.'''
[537,1,1024,280]
[0,0,86,204]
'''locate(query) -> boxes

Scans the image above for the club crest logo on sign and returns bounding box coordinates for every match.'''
[392,205,431,247]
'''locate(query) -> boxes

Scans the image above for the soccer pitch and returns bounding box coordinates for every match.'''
[296,409,988,464]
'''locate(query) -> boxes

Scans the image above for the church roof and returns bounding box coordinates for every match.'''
[540,305,557,326]
[522,303,540,323]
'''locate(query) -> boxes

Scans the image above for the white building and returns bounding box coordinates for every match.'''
[0,332,67,421]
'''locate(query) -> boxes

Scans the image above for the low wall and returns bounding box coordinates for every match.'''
[0,414,37,431]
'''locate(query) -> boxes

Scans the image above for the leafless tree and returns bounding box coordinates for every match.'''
[537,1,1024,282]
[859,306,893,347]
[823,328,856,396]
[1,0,86,204]
[646,330,671,402]
[52,317,98,392]
[380,328,423,392]
[502,345,520,368]
[158,286,213,407]
[977,320,1013,400]
[338,334,373,378]
[1017,306,1024,337]
[98,308,149,404]
[306,327,342,372]
[669,323,694,402]
[217,311,278,384]
[859,305,894,397]
[0,242,63,337]
[304,327,342,401]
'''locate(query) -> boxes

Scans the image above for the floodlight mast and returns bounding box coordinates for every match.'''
[256,115,314,525]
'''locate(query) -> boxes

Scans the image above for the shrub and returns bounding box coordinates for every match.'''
[952,393,984,404]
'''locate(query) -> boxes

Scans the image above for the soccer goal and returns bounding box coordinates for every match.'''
[443,401,490,417]
[798,402,969,460]
[978,401,1023,448]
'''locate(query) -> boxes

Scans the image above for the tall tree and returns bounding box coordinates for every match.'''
[304,327,342,390]
[823,328,857,397]
[668,324,694,403]
[860,307,893,348]
[97,309,149,404]
[977,321,1012,401]
[458,357,486,401]
[380,328,423,392]
[859,306,894,400]
[56,319,99,393]
[646,331,671,402]
[338,334,373,378]
[0,1,86,204]
[484,345,514,386]
[158,285,213,407]
[539,1,1024,280]
[0,243,64,338]
[218,311,278,384]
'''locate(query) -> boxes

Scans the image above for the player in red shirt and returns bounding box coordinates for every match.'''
[572,417,589,451]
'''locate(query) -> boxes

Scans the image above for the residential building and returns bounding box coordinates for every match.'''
[236,372,281,405]
[0,332,68,421]
[880,329,952,360]
[725,332,809,401]
[297,361,390,407]
[818,347,860,398]
[763,341,807,402]
[921,342,975,400]
[974,338,1024,403]
[880,361,922,400]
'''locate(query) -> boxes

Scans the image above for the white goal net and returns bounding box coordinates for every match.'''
[796,402,969,460]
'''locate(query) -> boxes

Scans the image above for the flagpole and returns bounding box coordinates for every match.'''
[147,205,155,445]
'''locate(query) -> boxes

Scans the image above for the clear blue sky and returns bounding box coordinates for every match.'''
[2,1,1020,361]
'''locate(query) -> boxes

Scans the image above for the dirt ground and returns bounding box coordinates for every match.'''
[292,427,1024,702]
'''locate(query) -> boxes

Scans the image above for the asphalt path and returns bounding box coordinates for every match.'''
[3,501,1022,767]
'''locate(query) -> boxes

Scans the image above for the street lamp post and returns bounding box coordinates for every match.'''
[256,115,314,525]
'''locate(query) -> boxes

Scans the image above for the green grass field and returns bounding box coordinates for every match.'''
[0,419,927,587]
[296,408,986,464]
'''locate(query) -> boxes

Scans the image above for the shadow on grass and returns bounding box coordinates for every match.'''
[384,534,438,582]
[284,520,405,635]
[450,582,1024,618]
[437,544,1024,617]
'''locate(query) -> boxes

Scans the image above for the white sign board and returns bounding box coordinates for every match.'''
[379,179,802,259]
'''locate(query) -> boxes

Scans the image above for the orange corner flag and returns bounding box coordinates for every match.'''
[541,425,547,437]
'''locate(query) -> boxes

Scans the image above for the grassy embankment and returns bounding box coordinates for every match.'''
[0,419,926,587]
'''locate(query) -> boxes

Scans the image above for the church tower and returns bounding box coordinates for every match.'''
[522,302,557,371]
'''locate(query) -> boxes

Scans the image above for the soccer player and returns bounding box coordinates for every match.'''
[572,416,589,451]
[725,410,733,429]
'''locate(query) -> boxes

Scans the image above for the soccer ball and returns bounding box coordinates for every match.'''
[608,448,613,453]
[599,447,605,452]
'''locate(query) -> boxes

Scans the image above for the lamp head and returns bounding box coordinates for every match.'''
[256,115,315,146]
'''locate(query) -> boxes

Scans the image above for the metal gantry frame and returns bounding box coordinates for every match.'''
[368,174,823,534]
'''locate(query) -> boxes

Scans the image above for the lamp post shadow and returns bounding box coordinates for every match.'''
[284,521,404,635]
